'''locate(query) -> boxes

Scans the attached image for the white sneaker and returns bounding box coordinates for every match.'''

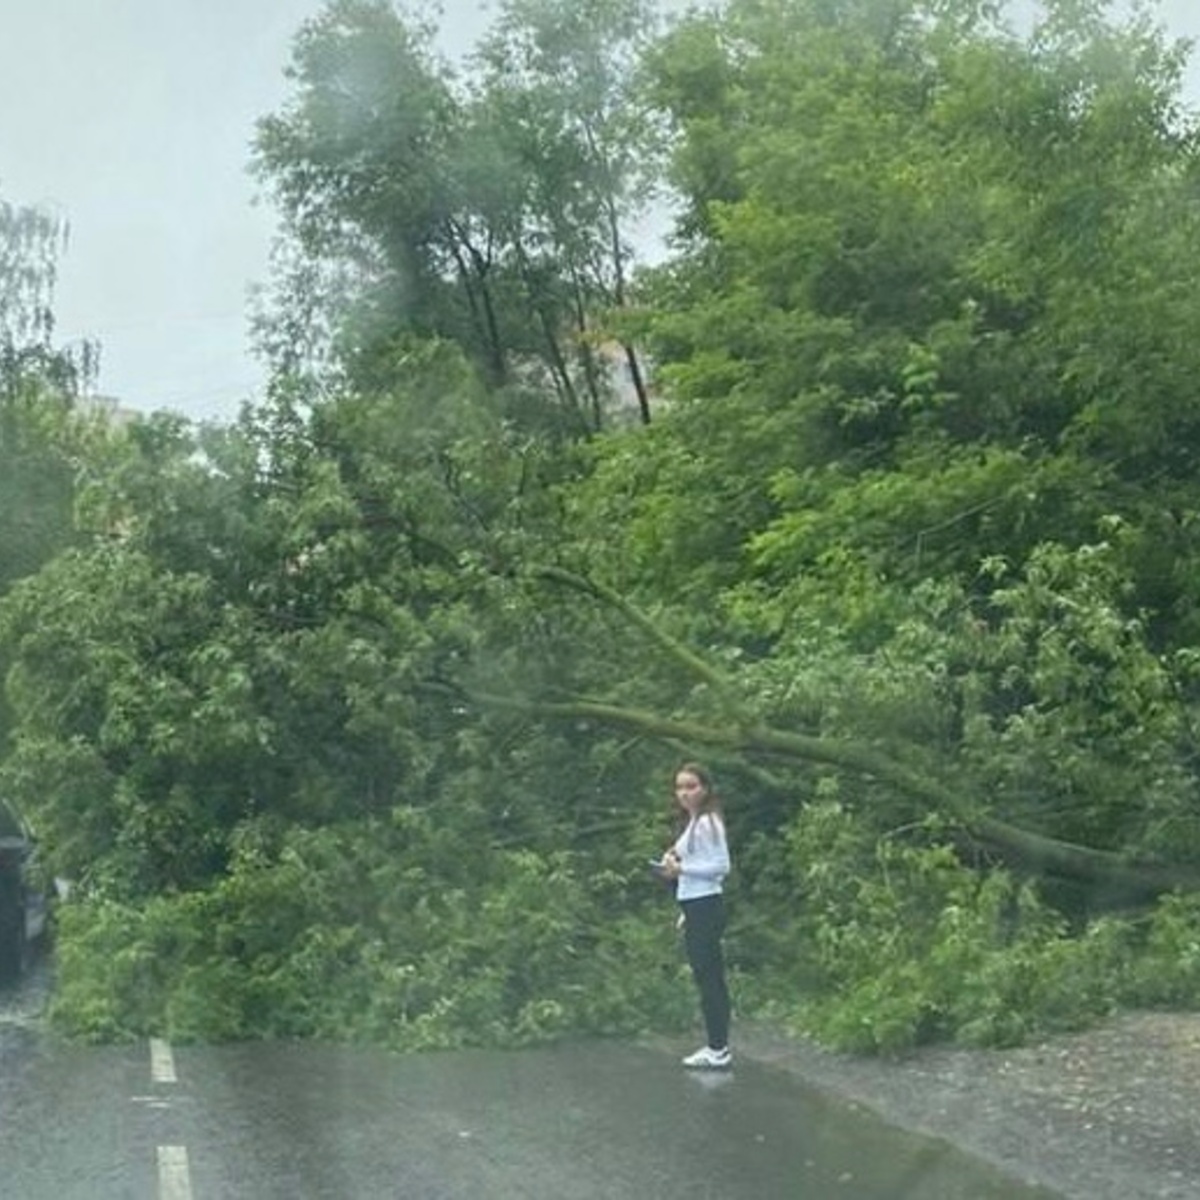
[682,1045,732,1070]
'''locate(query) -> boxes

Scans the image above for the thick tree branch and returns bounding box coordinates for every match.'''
[528,565,737,706]
[460,688,1200,898]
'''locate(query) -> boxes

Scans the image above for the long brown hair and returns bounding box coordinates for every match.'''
[672,761,723,844]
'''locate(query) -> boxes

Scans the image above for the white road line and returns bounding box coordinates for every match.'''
[150,1037,178,1084]
[157,1145,193,1200]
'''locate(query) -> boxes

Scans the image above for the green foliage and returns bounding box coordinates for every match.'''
[1123,893,1200,1009]
[9,0,1200,1060]
[0,188,106,751]
[738,795,1200,1054]
[959,538,1200,863]
[0,190,100,602]
[631,0,1200,614]
[253,0,658,425]
[737,800,1128,1052]
[0,195,96,387]
[48,813,690,1046]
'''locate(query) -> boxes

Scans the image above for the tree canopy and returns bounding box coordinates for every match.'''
[0,191,102,750]
[252,0,658,427]
[5,0,1200,1053]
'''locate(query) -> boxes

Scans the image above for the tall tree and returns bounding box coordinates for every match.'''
[0,190,102,755]
[0,193,96,596]
[473,0,662,425]
[253,0,662,428]
[252,2,467,375]
[623,0,1200,601]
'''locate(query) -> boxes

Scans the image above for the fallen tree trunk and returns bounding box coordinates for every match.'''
[509,565,1200,899]
[460,688,1200,899]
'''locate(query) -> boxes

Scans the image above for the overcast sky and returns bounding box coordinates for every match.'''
[0,0,495,421]
[1,0,1198,423]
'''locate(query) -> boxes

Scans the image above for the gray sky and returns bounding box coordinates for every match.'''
[0,0,1197,423]
[0,0,495,421]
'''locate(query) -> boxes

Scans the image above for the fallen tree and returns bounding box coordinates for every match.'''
[452,566,1200,901]
[457,687,1199,897]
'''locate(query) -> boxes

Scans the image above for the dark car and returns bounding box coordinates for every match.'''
[0,802,49,984]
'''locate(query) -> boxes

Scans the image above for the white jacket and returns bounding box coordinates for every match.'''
[672,812,730,901]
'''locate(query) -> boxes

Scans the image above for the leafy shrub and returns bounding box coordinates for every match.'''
[1120,892,1200,1009]
[47,810,690,1048]
[737,801,1129,1053]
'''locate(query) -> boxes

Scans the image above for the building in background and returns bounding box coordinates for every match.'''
[76,393,139,429]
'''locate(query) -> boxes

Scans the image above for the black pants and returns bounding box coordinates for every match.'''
[680,894,730,1050]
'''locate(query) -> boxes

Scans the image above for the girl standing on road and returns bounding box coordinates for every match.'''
[659,762,732,1070]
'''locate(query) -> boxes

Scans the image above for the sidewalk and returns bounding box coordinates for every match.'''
[736,1011,1200,1200]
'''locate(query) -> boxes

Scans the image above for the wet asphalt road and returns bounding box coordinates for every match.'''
[0,967,1060,1199]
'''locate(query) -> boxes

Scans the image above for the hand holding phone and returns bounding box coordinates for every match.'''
[650,853,680,880]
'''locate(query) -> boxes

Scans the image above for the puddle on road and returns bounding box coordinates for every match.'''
[174,1038,1063,1199]
[0,970,1065,1200]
